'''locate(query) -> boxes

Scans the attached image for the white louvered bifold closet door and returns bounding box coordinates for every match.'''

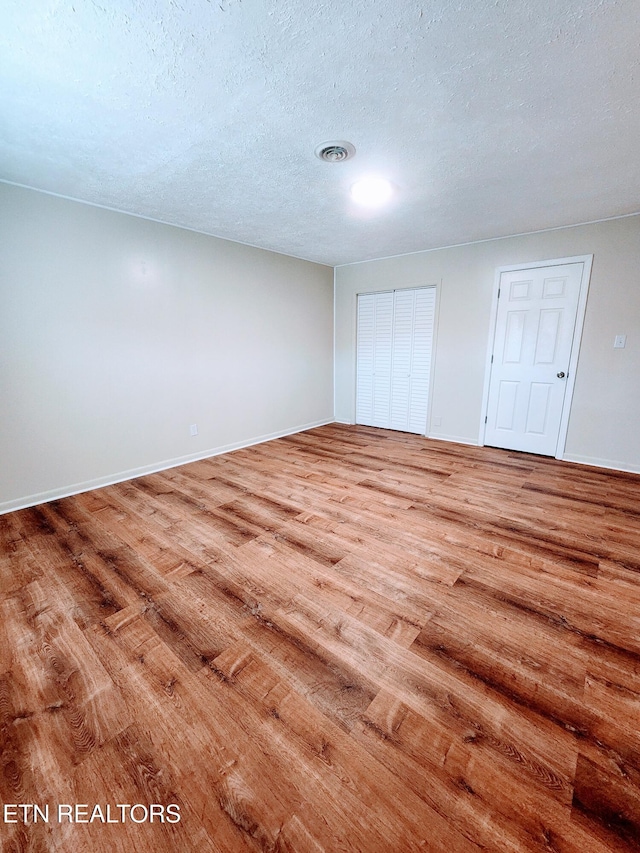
[356,287,435,434]
[356,291,393,427]
[390,287,436,432]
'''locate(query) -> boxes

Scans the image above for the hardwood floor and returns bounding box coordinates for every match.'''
[1,423,639,852]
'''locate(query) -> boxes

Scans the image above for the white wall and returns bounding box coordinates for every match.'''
[0,184,334,512]
[335,215,640,473]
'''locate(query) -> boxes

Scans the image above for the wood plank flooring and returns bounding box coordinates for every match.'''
[1,423,640,852]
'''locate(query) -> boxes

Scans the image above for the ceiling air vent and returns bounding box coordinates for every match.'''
[315,141,356,162]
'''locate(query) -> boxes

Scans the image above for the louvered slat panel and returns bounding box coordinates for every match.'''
[356,294,375,425]
[408,287,435,433]
[372,292,393,426]
[357,287,435,435]
[390,289,415,430]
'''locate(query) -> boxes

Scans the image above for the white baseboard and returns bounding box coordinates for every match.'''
[0,418,334,516]
[7,424,634,517]
[427,433,479,446]
[561,453,640,475]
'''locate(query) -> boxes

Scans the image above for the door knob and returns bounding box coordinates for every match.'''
[557,371,566,378]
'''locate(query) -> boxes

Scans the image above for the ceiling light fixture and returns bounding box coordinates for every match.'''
[350,176,394,208]
[315,141,356,162]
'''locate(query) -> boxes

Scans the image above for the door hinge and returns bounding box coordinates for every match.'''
[485,416,488,424]
[497,288,501,299]
[490,354,494,364]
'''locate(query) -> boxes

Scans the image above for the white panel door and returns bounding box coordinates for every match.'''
[357,288,435,434]
[484,262,583,455]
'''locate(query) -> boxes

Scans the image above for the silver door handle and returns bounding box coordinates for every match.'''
[557,371,566,378]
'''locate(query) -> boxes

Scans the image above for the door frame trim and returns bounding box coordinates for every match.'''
[478,254,593,459]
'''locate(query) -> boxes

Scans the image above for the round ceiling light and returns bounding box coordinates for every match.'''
[350,176,394,207]
[315,140,356,162]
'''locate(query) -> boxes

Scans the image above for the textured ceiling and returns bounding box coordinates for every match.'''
[1,0,639,266]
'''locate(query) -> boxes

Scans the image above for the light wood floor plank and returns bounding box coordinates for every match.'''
[1,423,639,851]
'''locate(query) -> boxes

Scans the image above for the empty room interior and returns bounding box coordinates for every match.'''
[1,2,640,852]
